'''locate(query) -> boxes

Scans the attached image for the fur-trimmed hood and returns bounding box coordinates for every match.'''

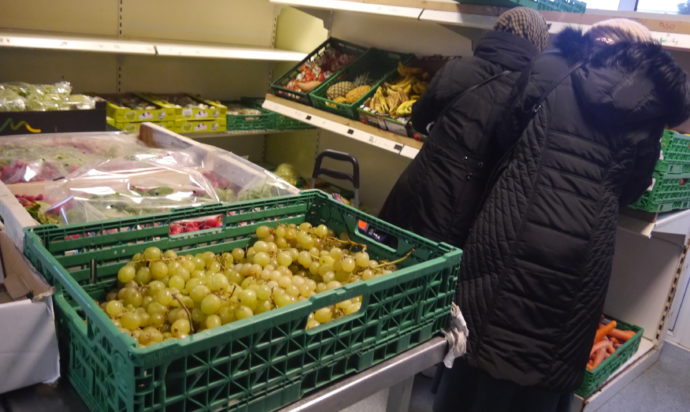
[554,27,690,128]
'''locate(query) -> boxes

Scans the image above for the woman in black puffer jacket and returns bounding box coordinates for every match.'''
[378,7,550,248]
[437,19,690,412]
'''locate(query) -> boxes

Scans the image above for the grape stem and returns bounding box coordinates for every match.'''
[173,293,195,333]
[370,248,415,269]
[326,236,367,252]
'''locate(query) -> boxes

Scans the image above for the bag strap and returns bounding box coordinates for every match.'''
[427,69,512,134]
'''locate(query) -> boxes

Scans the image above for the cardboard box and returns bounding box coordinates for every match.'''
[0,231,59,393]
[138,93,227,120]
[0,101,106,136]
[100,93,176,123]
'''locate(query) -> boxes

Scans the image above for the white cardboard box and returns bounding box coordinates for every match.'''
[0,231,59,394]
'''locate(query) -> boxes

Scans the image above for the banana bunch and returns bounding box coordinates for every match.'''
[364,62,429,119]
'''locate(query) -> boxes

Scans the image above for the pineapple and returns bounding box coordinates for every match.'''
[327,81,354,100]
[345,85,372,104]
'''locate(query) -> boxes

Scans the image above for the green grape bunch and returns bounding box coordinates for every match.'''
[100,222,410,346]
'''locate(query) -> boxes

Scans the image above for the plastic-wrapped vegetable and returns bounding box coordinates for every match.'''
[0,81,95,111]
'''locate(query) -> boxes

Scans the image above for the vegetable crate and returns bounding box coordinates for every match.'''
[239,97,312,130]
[223,100,275,131]
[138,93,227,121]
[24,190,461,412]
[271,38,368,105]
[310,49,413,120]
[576,320,643,398]
[656,130,690,173]
[100,93,176,123]
[629,171,690,213]
[453,0,586,13]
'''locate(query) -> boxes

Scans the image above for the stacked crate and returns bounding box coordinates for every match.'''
[630,130,690,213]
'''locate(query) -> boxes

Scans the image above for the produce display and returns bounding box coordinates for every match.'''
[100,222,407,346]
[225,102,263,116]
[361,62,430,120]
[107,94,157,110]
[0,81,97,112]
[587,317,638,371]
[326,74,372,104]
[284,44,359,93]
[0,133,152,184]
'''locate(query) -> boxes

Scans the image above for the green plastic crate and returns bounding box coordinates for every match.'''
[240,97,312,130]
[628,197,690,213]
[24,190,461,412]
[223,100,275,131]
[453,0,586,13]
[575,319,643,398]
[629,171,690,213]
[309,49,413,120]
[659,130,690,167]
[271,38,368,105]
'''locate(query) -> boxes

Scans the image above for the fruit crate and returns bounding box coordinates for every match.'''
[629,171,690,212]
[575,319,643,398]
[239,97,312,130]
[222,99,275,131]
[24,190,461,412]
[310,49,414,120]
[138,93,227,121]
[173,118,227,134]
[100,93,176,123]
[271,38,368,105]
[454,0,586,13]
[657,130,690,172]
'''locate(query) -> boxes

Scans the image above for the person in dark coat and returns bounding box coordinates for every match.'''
[378,7,550,248]
[436,19,690,412]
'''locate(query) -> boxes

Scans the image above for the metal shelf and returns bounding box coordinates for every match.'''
[263,94,423,159]
[271,0,690,51]
[0,31,307,61]
[183,129,289,139]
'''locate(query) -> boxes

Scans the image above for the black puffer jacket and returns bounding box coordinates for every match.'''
[378,31,540,247]
[459,28,690,392]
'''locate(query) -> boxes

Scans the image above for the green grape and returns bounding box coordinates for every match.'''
[231,248,245,262]
[326,281,342,290]
[235,305,254,320]
[218,305,236,324]
[225,269,243,285]
[254,240,268,253]
[255,284,271,301]
[340,256,355,272]
[181,258,196,272]
[191,307,207,325]
[190,285,211,304]
[299,283,314,298]
[275,225,286,238]
[149,313,166,328]
[193,256,206,270]
[285,284,300,298]
[168,275,186,291]
[361,269,374,280]
[142,295,154,307]
[266,242,278,255]
[167,308,187,324]
[205,314,222,329]
[297,232,314,249]
[321,271,336,283]
[207,261,221,273]
[163,250,178,260]
[285,227,297,240]
[146,301,167,316]
[314,224,328,238]
[255,300,272,314]
[105,300,124,317]
[316,283,328,293]
[200,294,222,315]
[185,277,203,293]
[248,264,262,277]
[299,222,312,232]
[306,318,320,329]
[191,269,206,279]
[253,251,271,267]
[256,225,271,239]
[118,264,136,283]
[309,261,321,276]
[132,252,143,262]
[143,247,162,261]
[208,273,230,292]
[201,251,216,264]
[277,251,293,267]
[123,288,143,307]
[274,291,293,308]
[171,318,191,338]
[136,308,150,327]
[120,311,141,330]
[335,270,351,283]
[150,261,169,280]
[136,267,152,284]
[319,255,335,267]
[329,247,343,261]
[314,307,333,323]
[276,237,289,249]
[238,289,258,311]
[241,277,254,289]
[354,251,370,268]
[297,251,312,268]
[154,289,174,306]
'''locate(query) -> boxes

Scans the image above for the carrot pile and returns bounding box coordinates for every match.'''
[586,319,636,371]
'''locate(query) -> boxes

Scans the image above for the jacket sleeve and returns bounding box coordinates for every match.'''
[410,60,454,134]
[619,129,662,206]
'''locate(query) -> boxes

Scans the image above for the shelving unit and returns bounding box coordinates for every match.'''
[263,94,422,158]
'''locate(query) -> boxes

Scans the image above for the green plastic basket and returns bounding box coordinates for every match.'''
[271,38,368,105]
[24,190,461,412]
[629,171,690,212]
[309,49,413,120]
[240,97,312,130]
[453,0,586,12]
[658,130,690,171]
[223,99,275,131]
[575,319,643,398]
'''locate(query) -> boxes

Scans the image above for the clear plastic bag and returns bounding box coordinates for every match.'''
[45,158,222,225]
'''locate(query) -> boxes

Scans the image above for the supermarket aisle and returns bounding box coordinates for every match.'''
[407,343,690,412]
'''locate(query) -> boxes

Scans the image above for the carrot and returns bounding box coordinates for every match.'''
[608,328,635,342]
[594,320,617,344]
[589,346,608,370]
[589,339,609,356]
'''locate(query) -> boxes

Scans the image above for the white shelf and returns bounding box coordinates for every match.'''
[183,130,288,139]
[272,0,690,51]
[0,31,307,61]
[263,94,422,159]
[619,208,690,240]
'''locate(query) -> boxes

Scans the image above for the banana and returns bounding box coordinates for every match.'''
[395,99,416,117]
